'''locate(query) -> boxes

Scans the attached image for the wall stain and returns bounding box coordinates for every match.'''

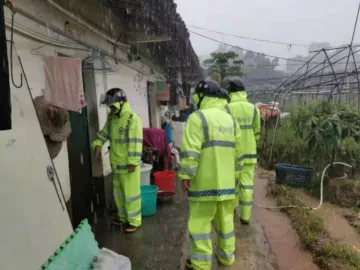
[12,95,25,117]
[6,139,16,147]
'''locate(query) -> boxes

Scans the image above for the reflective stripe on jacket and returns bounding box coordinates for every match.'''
[178,96,243,201]
[91,102,143,173]
[225,91,260,164]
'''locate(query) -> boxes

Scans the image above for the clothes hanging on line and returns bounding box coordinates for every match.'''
[44,56,86,111]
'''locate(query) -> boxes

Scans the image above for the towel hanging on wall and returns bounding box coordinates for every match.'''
[44,56,86,111]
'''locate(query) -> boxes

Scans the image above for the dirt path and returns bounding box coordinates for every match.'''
[181,168,321,270]
[253,169,319,270]
[292,189,360,251]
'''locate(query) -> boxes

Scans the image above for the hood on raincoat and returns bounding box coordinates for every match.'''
[198,96,228,110]
[109,101,131,116]
[229,91,248,103]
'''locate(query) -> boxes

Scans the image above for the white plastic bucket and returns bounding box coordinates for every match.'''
[140,163,153,185]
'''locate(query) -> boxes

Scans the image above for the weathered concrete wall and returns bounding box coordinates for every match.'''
[0,47,73,270]
[0,0,165,268]
[4,0,165,182]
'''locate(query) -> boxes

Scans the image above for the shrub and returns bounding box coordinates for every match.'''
[259,100,360,175]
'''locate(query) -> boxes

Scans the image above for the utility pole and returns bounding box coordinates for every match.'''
[0,0,12,130]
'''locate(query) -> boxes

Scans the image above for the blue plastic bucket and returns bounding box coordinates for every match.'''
[140,185,159,216]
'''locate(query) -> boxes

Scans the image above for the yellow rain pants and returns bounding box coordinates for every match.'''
[112,166,141,227]
[188,200,235,270]
[238,164,255,221]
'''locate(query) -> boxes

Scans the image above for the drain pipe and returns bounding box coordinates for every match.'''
[45,0,130,50]
[313,161,352,211]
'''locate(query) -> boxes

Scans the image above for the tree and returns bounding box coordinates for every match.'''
[242,51,284,82]
[203,51,244,85]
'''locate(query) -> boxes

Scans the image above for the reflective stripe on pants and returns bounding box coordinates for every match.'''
[188,200,235,270]
[112,167,142,227]
[238,164,255,221]
[234,178,240,208]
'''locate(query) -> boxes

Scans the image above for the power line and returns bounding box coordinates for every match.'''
[191,29,360,66]
[188,30,309,63]
[183,23,309,48]
[172,21,359,50]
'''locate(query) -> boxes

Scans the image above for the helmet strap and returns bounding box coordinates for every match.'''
[111,101,126,117]
[117,101,126,116]
[197,93,205,110]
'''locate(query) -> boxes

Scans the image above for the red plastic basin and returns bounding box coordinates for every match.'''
[153,171,176,192]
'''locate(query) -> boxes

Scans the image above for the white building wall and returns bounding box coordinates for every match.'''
[4,0,164,180]
[1,44,73,270]
[106,62,150,128]
[1,0,165,268]
[4,19,90,201]
[0,84,73,270]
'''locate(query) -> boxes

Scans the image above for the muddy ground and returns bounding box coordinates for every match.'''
[253,169,318,270]
[94,170,321,269]
[292,189,360,252]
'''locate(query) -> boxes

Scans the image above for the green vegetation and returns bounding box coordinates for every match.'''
[259,100,360,175]
[203,51,244,85]
[260,100,360,234]
[267,181,360,270]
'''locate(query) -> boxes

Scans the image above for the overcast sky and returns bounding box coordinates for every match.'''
[176,0,360,61]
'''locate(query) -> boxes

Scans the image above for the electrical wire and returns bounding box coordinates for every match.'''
[191,29,360,66]
[122,7,353,50]
[180,23,309,48]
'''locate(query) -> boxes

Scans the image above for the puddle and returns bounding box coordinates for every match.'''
[253,169,319,270]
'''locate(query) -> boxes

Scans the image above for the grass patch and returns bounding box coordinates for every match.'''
[339,180,360,208]
[267,180,360,270]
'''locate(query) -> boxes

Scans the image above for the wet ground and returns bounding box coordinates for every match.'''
[93,169,322,270]
[179,206,278,270]
[292,189,360,252]
[253,169,319,270]
[94,178,189,270]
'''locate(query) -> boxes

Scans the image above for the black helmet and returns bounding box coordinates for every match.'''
[100,88,127,107]
[219,88,230,100]
[227,77,245,92]
[195,79,226,98]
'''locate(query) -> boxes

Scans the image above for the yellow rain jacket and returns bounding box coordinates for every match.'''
[225,92,260,164]
[178,97,243,201]
[91,102,143,173]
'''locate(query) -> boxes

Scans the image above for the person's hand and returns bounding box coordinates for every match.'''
[95,147,102,163]
[128,165,136,173]
[182,180,190,192]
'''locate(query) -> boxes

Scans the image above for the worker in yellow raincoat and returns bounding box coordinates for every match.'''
[92,88,143,233]
[225,78,261,225]
[178,79,243,270]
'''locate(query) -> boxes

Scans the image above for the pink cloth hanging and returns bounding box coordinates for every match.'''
[44,56,86,111]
